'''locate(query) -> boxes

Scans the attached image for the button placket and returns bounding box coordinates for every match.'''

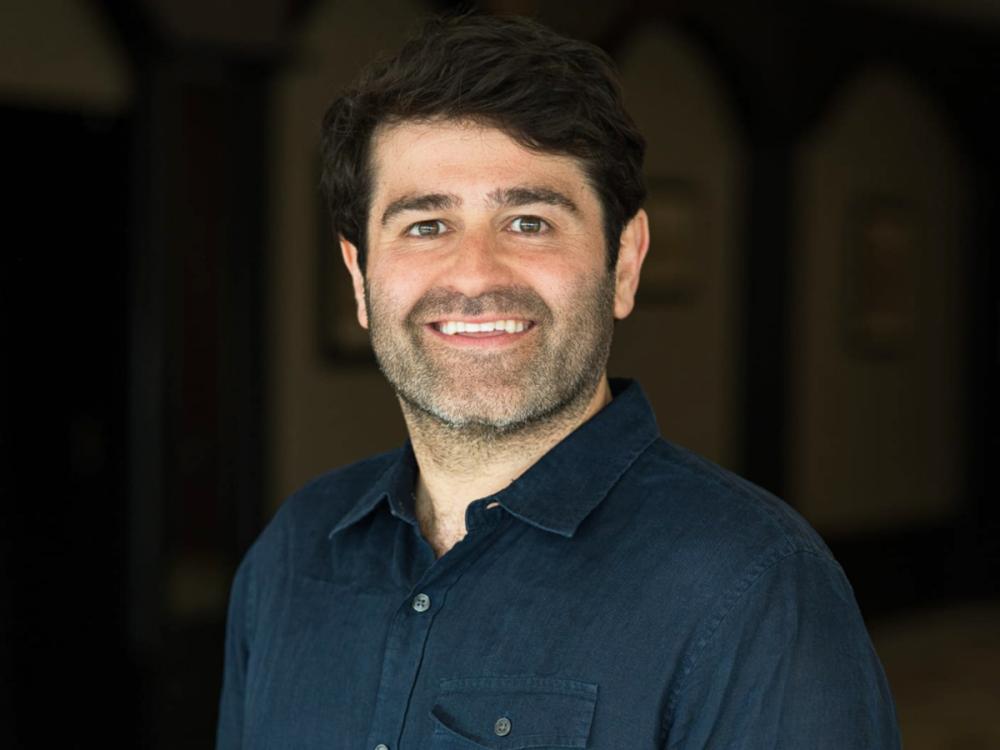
[367,513,510,750]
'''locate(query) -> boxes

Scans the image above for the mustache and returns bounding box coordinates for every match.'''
[408,286,552,322]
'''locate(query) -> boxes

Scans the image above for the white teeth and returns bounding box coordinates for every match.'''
[435,319,527,335]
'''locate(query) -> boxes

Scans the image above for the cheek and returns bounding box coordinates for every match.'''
[532,256,606,300]
[365,262,430,318]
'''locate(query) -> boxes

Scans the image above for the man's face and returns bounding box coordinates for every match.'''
[343,119,640,432]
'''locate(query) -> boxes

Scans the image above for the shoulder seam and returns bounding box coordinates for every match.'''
[651,440,821,554]
[660,547,837,742]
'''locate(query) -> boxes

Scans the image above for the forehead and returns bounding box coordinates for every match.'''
[368,119,598,212]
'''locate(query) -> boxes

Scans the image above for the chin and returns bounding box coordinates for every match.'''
[408,397,537,432]
[402,379,598,436]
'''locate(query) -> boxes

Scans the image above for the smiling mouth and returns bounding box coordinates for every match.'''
[431,319,532,336]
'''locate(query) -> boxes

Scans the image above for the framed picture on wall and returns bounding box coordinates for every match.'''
[640,176,705,304]
[842,195,920,358]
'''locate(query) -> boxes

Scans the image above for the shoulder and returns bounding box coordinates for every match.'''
[611,442,898,744]
[593,436,844,623]
[274,448,401,531]
[625,436,832,561]
[239,448,402,574]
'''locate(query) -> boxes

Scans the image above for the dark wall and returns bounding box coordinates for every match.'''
[2,107,138,746]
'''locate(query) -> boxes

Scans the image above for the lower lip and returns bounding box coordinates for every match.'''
[424,323,534,348]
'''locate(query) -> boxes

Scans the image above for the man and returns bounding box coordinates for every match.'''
[218,13,900,750]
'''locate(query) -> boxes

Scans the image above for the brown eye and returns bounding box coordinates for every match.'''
[510,216,547,234]
[406,220,446,237]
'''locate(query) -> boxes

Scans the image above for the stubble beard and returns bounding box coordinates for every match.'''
[365,274,616,444]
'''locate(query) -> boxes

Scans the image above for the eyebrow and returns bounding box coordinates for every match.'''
[381,193,460,226]
[486,186,579,214]
[379,185,580,226]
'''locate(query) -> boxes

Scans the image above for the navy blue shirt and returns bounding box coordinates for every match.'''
[217,380,900,749]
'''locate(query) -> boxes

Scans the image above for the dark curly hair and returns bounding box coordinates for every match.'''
[320,13,646,271]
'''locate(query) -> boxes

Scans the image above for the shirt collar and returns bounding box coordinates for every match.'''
[329,443,419,536]
[330,379,659,538]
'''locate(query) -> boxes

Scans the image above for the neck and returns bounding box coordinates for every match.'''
[403,376,613,556]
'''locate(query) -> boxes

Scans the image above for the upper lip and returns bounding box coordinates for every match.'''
[427,316,532,324]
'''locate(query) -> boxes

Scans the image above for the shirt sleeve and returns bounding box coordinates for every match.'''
[216,554,255,750]
[664,550,901,749]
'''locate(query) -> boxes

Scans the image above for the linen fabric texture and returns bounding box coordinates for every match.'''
[217,380,900,749]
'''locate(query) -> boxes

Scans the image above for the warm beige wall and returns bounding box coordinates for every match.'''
[788,68,968,532]
[615,26,745,469]
[269,0,426,505]
[0,0,130,112]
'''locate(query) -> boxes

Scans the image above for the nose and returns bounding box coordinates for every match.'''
[440,224,515,297]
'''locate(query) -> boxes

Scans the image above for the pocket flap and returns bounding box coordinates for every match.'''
[430,676,597,749]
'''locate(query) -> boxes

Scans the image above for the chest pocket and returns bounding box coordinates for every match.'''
[429,676,597,749]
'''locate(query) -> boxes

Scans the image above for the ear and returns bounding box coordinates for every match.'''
[339,237,369,329]
[613,208,650,319]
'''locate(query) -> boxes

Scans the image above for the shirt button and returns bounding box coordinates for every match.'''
[494,716,512,736]
[374,744,389,750]
[411,593,431,612]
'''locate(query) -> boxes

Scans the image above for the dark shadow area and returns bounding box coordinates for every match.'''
[1,107,141,747]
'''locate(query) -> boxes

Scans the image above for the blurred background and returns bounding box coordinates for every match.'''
[1,0,997,747]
